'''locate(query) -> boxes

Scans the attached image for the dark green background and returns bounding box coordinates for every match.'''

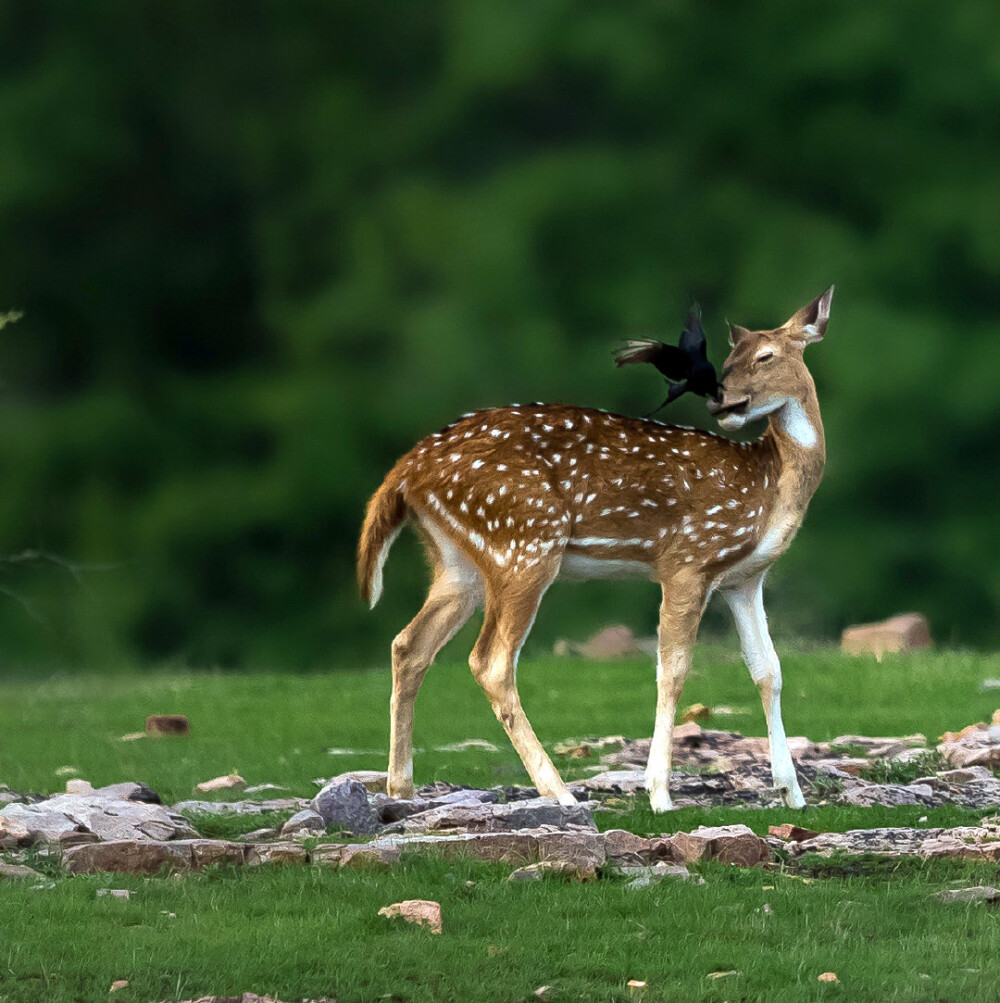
[0,1,997,672]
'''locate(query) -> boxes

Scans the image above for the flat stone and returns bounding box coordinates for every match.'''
[146,714,190,737]
[577,769,646,793]
[788,826,1000,861]
[378,899,442,934]
[195,774,246,793]
[172,798,306,816]
[769,823,821,842]
[63,840,192,874]
[621,863,700,888]
[398,796,595,834]
[508,860,596,882]
[245,842,309,866]
[312,780,380,834]
[839,781,937,807]
[933,885,1000,904]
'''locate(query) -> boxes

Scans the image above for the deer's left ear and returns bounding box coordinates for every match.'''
[787,285,834,345]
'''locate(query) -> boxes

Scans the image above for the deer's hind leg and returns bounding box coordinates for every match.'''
[387,518,482,799]
[469,565,575,806]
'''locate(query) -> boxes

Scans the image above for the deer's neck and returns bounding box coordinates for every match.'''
[761,383,825,523]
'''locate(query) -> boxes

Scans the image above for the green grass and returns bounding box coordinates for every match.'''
[3,646,1000,1002]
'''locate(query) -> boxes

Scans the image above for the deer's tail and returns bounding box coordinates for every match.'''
[357,469,408,609]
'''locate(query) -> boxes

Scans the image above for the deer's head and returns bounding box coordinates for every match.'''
[708,286,833,432]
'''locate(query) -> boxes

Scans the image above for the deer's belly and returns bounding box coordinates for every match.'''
[558,552,654,581]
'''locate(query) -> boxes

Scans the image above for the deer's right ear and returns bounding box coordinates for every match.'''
[728,322,751,348]
[788,285,834,345]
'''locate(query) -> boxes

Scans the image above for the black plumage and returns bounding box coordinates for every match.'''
[613,306,723,415]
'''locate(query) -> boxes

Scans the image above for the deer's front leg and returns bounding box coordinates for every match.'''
[646,575,707,813]
[723,575,805,809]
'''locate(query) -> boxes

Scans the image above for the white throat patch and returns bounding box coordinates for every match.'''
[779,399,818,448]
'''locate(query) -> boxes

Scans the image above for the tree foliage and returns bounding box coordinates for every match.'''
[0,1,999,669]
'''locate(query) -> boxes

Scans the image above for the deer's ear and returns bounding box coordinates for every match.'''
[728,322,752,348]
[787,285,834,345]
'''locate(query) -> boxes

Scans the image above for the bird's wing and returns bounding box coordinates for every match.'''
[678,306,709,360]
[613,339,689,380]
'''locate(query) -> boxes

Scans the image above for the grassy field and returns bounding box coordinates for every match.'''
[2,645,1000,1002]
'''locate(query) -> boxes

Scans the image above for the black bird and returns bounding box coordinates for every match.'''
[613,306,723,416]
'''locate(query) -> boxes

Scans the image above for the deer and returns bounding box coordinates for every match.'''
[357,287,833,811]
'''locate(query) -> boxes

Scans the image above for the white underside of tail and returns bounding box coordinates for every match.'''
[369,525,403,609]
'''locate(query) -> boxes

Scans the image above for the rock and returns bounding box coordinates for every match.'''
[2,785,195,846]
[312,780,380,834]
[831,734,927,754]
[65,779,94,795]
[553,736,627,758]
[932,885,1000,904]
[554,625,655,660]
[109,980,129,992]
[63,840,192,874]
[508,860,596,882]
[839,781,937,807]
[320,770,388,793]
[280,809,326,836]
[840,613,932,657]
[238,827,279,841]
[621,862,700,888]
[172,798,306,816]
[146,714,190,737]
[119,732,146,742]
[661,825,770,867]
[603,829,654,866]
[769,823,821,842]
[398,796,594,834]
[245,841,309,866]
[680,703,711,723]
[577,769,647,793]
[96,888,130,899]
[817,973,839,983]
[54,766,79,778]
[787,826,1000,861]
[0,861,43,880]
[243,783,289,795]
[195,773,246,793]
[378,899,442,934]
[981,679,1000,692]
[0,814,31,846]
[939,723,987,743]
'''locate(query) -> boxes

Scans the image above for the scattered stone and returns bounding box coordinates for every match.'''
[146,714,190,737]
[839,780,936,807]
[195,774,246,793]
[680,703,711,723]
[238,827,280,842]
[508,860,596,882]
[553,736,626,758]
[433,739,501,753]
[97,888,130,899]
[64,839,246,874]
[577,769,646,793]
[981,679,1000,692]
[769,823,821,842]
[280,809,325,837]
[65,779,94,796]
[841,613,932,658]
[831,734,927,754]
[817,972,840,983]
[312,780,380,834]
[787,827,1000,861]
[603,829,654,866]
[378,898,443,934]
[243,783,289,795]
[933,886,1000,904]
[119,732,146,742]
[109,980,129,992]
[0,861,43,880]
[54,766,79,778]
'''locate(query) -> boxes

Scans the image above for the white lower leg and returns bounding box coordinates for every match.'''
[645,648,687,812]
[761,676,805,808]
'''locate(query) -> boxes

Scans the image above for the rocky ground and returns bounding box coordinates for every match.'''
[3,720,1000,884]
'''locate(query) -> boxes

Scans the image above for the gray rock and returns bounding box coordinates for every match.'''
[621,863,701,888]
[839,781,938,807]
[280,809,326,836]
[96,888,130,899]
[171,798,307,816]
[788,826,1000,861]
[312,780,380,834]
[933,885,1000,904]
[245,841,310,866]
[398,796,595,834]
[0,861,43,880]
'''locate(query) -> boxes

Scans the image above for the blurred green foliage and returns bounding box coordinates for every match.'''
[0,1,999,671]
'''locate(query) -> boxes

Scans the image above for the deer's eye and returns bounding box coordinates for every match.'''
[755,350,774,364]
